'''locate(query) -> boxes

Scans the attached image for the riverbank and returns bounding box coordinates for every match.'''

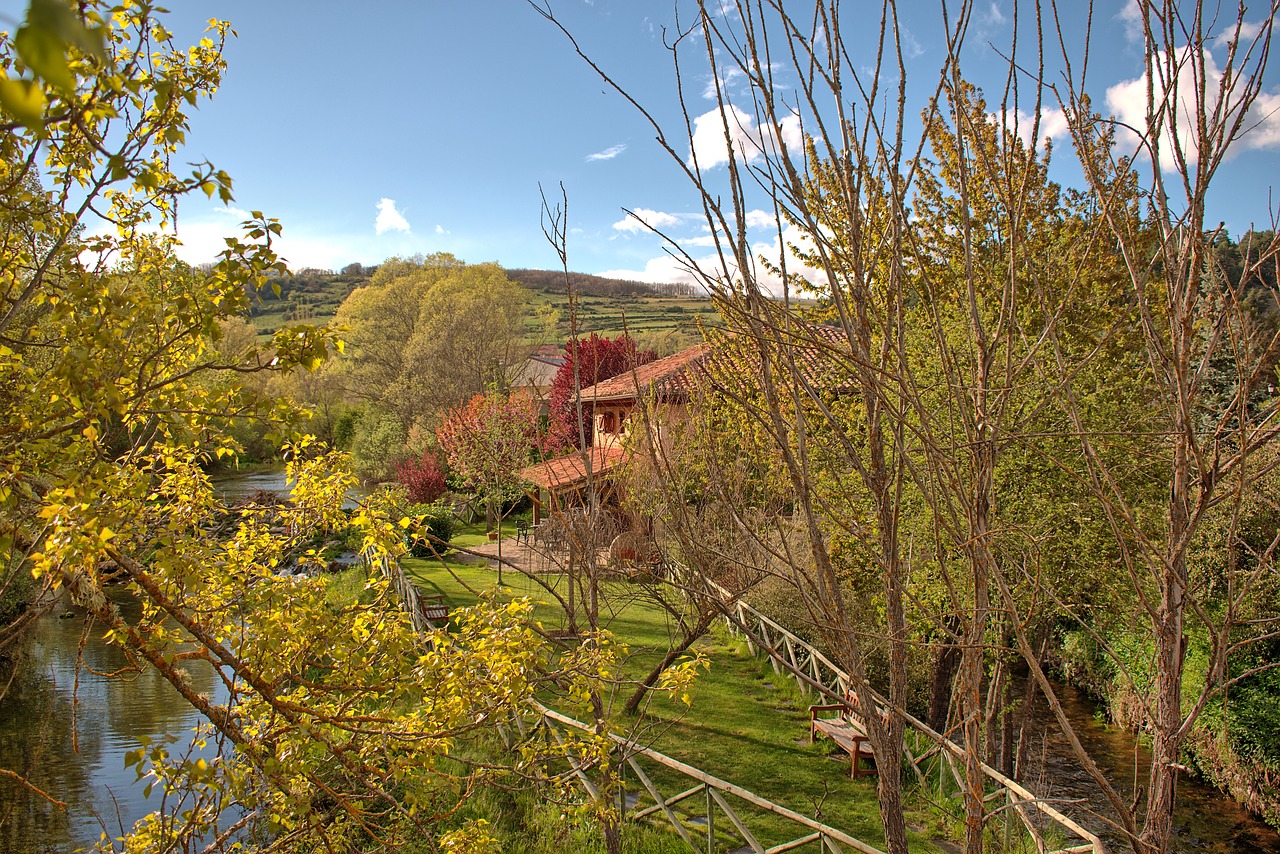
[0,589,223,852]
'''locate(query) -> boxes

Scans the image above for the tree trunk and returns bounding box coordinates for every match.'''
[623,613,714,715]
[928,616,963,733]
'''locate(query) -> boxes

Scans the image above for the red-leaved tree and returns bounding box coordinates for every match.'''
[438,391,558,580]
[394,449,448,504]
[549,333,656,448]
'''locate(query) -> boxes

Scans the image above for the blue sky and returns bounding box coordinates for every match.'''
[7,1,1280,282]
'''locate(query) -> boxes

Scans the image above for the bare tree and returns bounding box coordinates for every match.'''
[1040,4,1280,850]
[538,2,1280,853]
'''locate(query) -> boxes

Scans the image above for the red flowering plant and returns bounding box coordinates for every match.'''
[548,333,656,448]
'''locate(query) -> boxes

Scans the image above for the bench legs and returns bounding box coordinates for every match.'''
[849,739,874,779]
[811,723,876,778]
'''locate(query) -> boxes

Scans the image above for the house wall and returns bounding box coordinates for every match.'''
[593,402,633,448]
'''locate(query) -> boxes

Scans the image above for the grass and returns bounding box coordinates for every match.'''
[400,547,949,852]
[247,280,723,351]
[525,291,721,343]
[449,517,522,549]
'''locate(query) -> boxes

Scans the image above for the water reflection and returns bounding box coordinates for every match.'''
[1027,681,1280,853]
[210,463,369,509]
[0,589,220,852]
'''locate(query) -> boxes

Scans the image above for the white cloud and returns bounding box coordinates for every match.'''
[435,224,446,235]
[678,234,718,248]
[688,104,804,169]
[612,208,683,233]
[744,209,777,230]
[599,222,823,297]
[1105,45,1280,168]
[211,206,253,221]
[161,204,420,272]
[1117,0,1145,43]
[702,66,745,100]
[746,223,824,294]
[169,219,380,272]
[998,106,1071,150]
[586,144,628,162]
[598,254,707,288]
[984,2,1007,26]
[899,23,924,59]
[1214,19,1266,49]
[375,198,411,235]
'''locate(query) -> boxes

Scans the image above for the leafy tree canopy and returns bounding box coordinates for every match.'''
[549,333,657,447]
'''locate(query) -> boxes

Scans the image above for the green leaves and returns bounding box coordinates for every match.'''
[0,76,45,124]
[0,0,108,125]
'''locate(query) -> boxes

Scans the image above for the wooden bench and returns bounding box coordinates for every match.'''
[417,593,450,628]
[810,700,876,779]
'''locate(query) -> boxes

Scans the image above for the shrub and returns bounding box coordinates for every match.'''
[0,560,32,627]
[349,412,407,483]
[407,501,456,558]
[333,407,363,451]
[395,448,448,504]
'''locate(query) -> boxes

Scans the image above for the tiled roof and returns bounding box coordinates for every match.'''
[703,323,852,394]
[577,343,712,403]
[575,324,850,406]
[520,445,627,492]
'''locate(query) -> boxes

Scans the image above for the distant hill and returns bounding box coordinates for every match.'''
[506,268,700,298]
[236,265,712,342]
[239,267,371,336]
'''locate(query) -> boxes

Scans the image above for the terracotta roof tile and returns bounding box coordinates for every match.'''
[578,343,712,403]
[520,445,626,491]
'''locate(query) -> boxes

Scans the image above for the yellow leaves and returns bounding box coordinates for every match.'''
[440,820,500,853]
[658,651,711,708]
[0,75,47,125]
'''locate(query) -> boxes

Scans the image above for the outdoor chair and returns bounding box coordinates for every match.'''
[608,531,662,575]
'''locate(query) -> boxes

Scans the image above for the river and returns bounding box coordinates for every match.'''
[209,463,370,508]
[0,589,222,852]
[1024,681,1280,853]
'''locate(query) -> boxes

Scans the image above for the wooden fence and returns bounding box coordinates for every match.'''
[504,703,888,854]
[363,548,435,634]
[712,587,1105,854]
[367,549,888,853]
[365,547,1103,854]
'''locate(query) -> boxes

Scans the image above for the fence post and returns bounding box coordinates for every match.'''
[1003,789,1012,852]
[740,604,756,654]
[617,749,626,821]
[706,785,715,853]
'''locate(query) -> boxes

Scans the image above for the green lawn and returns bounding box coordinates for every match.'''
[401,549,948,853]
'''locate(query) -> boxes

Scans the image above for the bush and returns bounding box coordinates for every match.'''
[349,412,407,483]
[0,560,32,627]
[325,567,374,608]
[407,501,456,558]
[332,407,363,451]
[395,449,448,504]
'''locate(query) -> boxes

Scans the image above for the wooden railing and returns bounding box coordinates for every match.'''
[368,546,1102,854]
[504,703,887,854]
[363,548,435,634]
[710,586,1105,854]
[369,550,888,853]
